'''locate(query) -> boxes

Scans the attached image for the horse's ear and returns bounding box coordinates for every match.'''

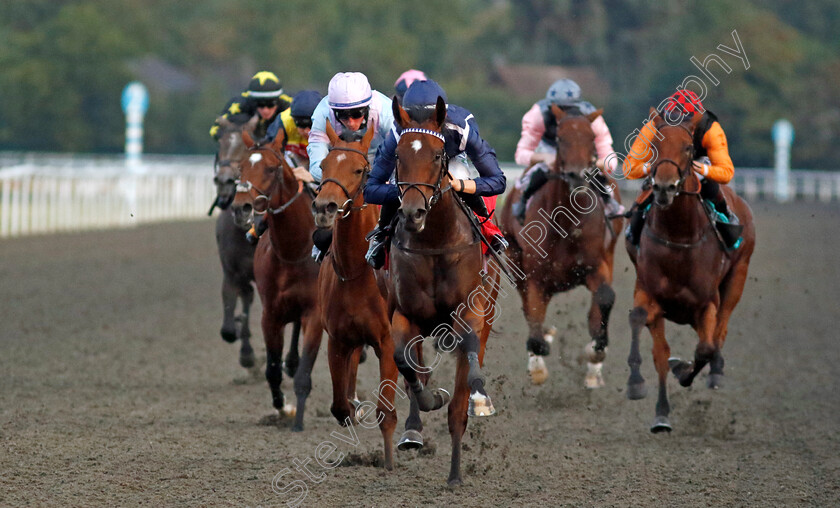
[270,127,285,152]
[434,96,447,129]
[392,95,411,128]
[586,108,603,123]
[361,119,376,153]
[688,111,704,131]
[325,119,340,146]
[242,130,255,148]
[550,104,566,122]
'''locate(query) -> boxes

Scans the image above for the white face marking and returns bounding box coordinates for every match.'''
[411,140,423,153]
[336,154,346,163]
[249,153,262,164]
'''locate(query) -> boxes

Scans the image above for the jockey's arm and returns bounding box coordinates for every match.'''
[621,120,659,179]
[693,122,734,184]
[515,104,548,167]
[364,129,400,205]
[460,121,506,196]
[591,116,617,173]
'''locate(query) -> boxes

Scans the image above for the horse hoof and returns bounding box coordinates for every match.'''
[220,328,237,343]
[447,477,463,488]
[468,391,496,417]
[349,399,368,420]
[584,362,605,389]
[626,382,648,400]
[585,340,607,364]
[543,326,557,344]
[397,429,424,451]
[708,373,723,390]
[239,348,256,368]
[437,388,451,408]
[650,416,672,433]
[281,403,297,419]
[528,354,549,385]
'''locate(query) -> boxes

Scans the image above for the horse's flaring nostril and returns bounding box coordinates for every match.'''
[326,202,338,215]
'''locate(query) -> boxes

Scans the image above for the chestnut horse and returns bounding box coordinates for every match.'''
[232,130,323,432]
[388,96,500,486]
[499,106,623,388]
[625,109,756,432]
[310,122,403,470]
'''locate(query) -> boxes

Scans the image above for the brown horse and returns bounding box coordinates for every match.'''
[232,129,324,432]
[498,106,623,388]
[625,109,756,432]
[311,122,402,470]
[388,96,500,486]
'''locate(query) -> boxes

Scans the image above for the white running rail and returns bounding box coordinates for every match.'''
[0,154,837,239]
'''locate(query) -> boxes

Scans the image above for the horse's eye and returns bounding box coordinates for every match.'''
[354,168,363,175]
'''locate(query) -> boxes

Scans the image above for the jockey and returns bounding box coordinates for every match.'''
[266,89,322,169]
[297,72,395,261]
[394,69,427,104]
[512,78,623,222]
[622,89,741,248]
[209,71,292,141]
[364,79,508,269]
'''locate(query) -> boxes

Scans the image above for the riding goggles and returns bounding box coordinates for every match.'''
[334,107,368,121]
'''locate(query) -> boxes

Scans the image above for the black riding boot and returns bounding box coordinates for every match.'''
[626,205,646,246]
[311,227,333,263]
[365,201,399,269]
[513,166,549,224]
[701,180,743,248]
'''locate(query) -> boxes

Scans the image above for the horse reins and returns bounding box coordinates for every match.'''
[318,146,370,218]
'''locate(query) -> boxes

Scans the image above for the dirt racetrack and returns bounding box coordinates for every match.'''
[2,199,839,507]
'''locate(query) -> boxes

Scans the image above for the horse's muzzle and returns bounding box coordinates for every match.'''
[231,202,254,229]
[311,199,338,229]
[399,206,427,233]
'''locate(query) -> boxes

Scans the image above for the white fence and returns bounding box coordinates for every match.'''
[0,154,214,238]
[0,154,837,239]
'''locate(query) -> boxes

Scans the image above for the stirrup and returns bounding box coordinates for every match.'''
[489,234,509,253]
[311,245,325,263]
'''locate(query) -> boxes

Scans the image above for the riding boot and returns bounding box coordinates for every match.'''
[365,201,399,269]
[246,215,268,244]
[513,166,549,224]
[626,205,646,246]
[701,180,743,248]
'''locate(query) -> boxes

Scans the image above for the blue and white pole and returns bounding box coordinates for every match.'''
[772,119,794,203]
[121,82,149,167]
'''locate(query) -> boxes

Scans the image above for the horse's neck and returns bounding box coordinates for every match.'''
[266,174,311,258]
[332,201,376,273]
[649,194,707,241]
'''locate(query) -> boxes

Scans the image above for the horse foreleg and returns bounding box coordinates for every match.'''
[670,304,718,388]
[292,313,324,432]
[327,334,355,427]
[584,265,615,388]
[447,351,471,487]
[220,274,239,343]
[372,334,399,471]
[399,339,425,451]
[347,346,363,407]
[238,281,255,368]
[392,311,449,412]
[708,262,750,389]
[626,285,654,400]
[649,315,672,433]
[284,320,301,377]
[263,314,290,416]
[522,279,551,385]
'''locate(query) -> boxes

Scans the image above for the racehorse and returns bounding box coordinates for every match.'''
[212,115,301,372]
[388,96,500,486]
[232,129,324,432]
[498,106,622,388]
[311,122,401,470]
[625,109,756,432]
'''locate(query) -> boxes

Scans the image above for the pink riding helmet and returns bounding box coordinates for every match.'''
[394,69,428,100]
[328,72,372,109]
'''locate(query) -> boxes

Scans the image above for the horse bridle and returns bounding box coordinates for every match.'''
[549,116,598,180]
[237,145,306,215]
[317,146,370,218]
[394,128,451,213]
[647,123,698,195]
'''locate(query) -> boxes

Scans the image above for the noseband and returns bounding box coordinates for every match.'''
[394,128,450,212]
[317,146,370,218]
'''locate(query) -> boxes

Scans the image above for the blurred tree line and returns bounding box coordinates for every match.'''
[0,0,837,169]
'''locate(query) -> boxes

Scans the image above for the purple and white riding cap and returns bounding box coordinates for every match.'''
[328,72,373,110]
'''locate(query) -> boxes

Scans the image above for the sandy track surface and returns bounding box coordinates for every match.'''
[2,201,838,507]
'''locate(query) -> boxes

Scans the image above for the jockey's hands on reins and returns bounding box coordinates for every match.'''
[292,166,315,183]
[691,157,711,176]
